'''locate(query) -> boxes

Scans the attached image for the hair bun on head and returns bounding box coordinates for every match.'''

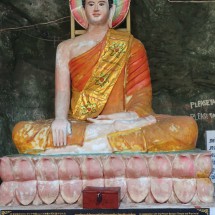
[70,0,131,29]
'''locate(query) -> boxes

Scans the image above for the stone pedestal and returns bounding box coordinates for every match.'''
[0,150,214,207]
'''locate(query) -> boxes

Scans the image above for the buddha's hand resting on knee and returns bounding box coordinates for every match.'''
[51,119,71,147]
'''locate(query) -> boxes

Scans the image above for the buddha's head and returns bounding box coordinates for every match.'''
[81,0,115,28]
[70,0,130,29]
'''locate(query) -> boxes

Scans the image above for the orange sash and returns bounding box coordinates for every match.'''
[70,29,133,120]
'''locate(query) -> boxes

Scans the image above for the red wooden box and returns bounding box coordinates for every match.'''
[82,186,121,209]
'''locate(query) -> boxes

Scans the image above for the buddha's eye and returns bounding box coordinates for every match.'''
[98,1,106,6]
[87,2,94,6]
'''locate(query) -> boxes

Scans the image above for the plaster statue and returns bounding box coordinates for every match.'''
[12,0,198,154]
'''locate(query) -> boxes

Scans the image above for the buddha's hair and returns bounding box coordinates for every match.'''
[82,0,114,9]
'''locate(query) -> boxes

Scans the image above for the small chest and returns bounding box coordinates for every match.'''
[82,186,121,209]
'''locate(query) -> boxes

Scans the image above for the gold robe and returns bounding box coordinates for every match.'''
[13,29,198,154]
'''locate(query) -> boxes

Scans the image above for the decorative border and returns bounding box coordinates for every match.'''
[0,208,211,215]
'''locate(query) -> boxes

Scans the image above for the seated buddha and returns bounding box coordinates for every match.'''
[12,0,198,154]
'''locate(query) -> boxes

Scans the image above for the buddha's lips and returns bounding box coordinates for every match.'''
[93,13,100,17]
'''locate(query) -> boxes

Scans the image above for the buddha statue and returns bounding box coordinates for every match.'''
[12,0,198,154]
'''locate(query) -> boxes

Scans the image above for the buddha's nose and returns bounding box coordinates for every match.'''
[94,4,99,11]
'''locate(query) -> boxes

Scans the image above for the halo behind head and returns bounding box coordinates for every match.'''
[70,0,131,29]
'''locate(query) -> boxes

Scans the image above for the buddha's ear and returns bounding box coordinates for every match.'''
[108,4,116,28]
[81,6,89,29]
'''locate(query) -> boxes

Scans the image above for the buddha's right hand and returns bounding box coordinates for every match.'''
[51,119,71,147]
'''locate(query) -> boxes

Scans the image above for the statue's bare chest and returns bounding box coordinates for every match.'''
[71,40,98,59]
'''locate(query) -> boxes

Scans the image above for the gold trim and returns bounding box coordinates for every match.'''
[1,211,12,215]
[71,29,133,120]
[196,208,209,215]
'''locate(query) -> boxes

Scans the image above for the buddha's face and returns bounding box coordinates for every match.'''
[84,0,110,26]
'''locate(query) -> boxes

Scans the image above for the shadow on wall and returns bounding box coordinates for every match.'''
[0,115,18,156]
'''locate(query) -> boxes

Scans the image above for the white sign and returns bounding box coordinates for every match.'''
[206,130,215,183]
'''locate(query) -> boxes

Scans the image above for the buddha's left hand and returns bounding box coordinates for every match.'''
[87,112,138,123]
[113,115,156,131]
[87,114,156,131]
